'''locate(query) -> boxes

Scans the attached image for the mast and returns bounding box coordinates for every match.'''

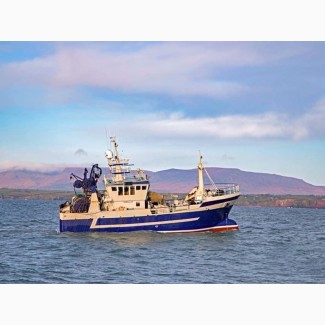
[196,151,204,200]
[111,137,124,182]
[104,137,133,183]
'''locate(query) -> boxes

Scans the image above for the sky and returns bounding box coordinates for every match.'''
[0,1,325,187]
[1,41,325,185]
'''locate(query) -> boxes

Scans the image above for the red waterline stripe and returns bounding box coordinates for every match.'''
[158,224,239,234]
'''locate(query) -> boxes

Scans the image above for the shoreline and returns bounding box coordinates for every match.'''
[1,188,325,209]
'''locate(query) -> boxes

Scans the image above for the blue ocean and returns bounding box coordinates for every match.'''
[0,199,324,284]
[1,199,323,325]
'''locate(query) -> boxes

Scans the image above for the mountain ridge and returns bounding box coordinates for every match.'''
[1,166,325,195]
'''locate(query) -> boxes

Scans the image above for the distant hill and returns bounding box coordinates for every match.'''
[1,166,325,195]
[149,168,325,195]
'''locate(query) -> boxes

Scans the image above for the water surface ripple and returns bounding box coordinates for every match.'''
[0,199,324,283]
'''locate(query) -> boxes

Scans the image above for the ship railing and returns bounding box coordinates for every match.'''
[205,183,240,196]
[105,174,148,183]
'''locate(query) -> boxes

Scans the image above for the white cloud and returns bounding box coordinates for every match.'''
[125,100,325,141]
[298,99,325,137]
[0,42,305,98]
[221,154,235,161]
[132,112,289,139]
[0,161,65,172]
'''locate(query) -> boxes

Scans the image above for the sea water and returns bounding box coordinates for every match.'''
[0,199,324,284]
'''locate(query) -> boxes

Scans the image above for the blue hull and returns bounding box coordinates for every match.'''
[59,205,238,233]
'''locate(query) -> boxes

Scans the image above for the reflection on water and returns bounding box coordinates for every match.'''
[59,230,171,247]
[91,231,170,247]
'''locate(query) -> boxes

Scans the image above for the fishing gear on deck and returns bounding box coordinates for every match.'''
[70,164,102,194]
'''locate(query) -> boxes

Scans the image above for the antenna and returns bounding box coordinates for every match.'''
[105,127,111,150]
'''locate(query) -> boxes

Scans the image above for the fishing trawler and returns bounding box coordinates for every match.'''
[59,137,240,233]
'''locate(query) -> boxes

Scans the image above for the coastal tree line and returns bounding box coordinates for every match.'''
[1,188,325,208]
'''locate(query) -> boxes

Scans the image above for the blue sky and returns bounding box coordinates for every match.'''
[1,41,325,185]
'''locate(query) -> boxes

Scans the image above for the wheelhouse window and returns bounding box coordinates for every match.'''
[118,187,123,195]
[130,186,135,195]
[112,187,117,191]
[142,186,147,190]
[124,186,129,195]
[136,186,141,190]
